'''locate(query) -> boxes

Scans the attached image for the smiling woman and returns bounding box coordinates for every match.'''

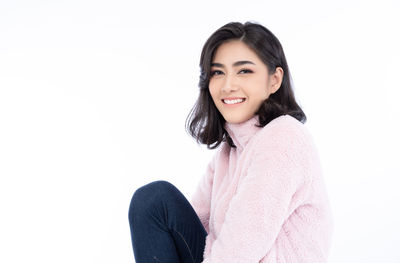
[128,21,333,263]
[208,40,283,124]
[186,22,306,149]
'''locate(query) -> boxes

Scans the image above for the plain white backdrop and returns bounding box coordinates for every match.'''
[0,0,399,262]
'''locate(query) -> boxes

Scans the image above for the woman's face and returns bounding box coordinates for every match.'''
[209,40,283,124]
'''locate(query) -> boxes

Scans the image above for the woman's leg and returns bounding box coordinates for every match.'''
[128,180,207,263]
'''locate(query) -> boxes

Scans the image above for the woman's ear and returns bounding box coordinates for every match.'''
[270,67,284,94]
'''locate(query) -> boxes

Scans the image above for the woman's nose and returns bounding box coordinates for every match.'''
[221,74,238,93]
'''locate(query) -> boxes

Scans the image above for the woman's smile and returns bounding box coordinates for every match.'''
[222,98,246,106]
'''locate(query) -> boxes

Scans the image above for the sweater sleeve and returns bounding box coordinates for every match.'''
[190,151,217,234]
[202,125,313,263]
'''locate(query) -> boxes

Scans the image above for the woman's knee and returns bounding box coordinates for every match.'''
[133,180,177,200]
[128,180,177,219]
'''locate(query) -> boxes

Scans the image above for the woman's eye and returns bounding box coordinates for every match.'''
[239,69,253,74]
[210,70,223,76]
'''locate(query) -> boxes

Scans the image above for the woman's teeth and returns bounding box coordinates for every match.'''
[223,98,245,104]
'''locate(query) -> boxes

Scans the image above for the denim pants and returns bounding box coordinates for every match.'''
[128,180,207,263]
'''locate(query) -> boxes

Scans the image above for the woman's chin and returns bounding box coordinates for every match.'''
[223,115,253,124]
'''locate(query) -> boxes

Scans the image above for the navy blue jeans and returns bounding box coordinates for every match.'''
[128,180,207,263]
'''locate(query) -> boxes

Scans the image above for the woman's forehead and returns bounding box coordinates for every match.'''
[213,41,260,63]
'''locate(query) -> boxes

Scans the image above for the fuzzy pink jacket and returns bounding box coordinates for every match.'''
[190,114,334,262]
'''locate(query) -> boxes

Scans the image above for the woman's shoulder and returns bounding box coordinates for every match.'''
[254,114,315,151]
[250,115,321,180]
[261,114,306,133]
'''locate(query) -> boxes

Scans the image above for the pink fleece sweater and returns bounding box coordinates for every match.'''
[190,114,334,262]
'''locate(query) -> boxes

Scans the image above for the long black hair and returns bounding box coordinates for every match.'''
[185,21,306,149]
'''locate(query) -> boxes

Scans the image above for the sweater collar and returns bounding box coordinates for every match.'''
[224,115,262,152]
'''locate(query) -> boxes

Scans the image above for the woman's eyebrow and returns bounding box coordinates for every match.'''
[211,60,255,68]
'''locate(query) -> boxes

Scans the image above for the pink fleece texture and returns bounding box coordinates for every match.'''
[190,114,334,262]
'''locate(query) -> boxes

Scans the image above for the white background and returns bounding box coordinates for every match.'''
[1,0,399,262]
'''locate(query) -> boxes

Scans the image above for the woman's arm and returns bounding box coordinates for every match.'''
[202,125,314,262]
[190,151,218,234]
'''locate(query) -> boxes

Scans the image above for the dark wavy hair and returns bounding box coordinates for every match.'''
[185,21,306,149]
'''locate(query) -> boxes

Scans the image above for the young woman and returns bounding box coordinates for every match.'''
[128,21,334,263]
